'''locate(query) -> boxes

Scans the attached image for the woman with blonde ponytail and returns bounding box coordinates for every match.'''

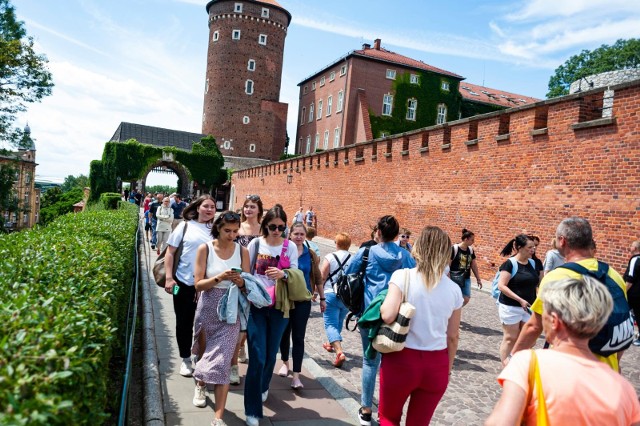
[378,226,463,425]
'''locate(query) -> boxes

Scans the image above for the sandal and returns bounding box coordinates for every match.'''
[278,364,289,377]
[322,342,335,353]
[333,352,346,368]
[291,377,304,389]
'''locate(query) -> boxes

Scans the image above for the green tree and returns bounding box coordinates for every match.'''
[547,38,640,98]
[145,185,176,195]
[0,0,54,146]
[60,174,89,192]
[39,186,83,225]
[0,161,17,231]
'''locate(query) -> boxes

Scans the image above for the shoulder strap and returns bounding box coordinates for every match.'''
[328,252,351,282]
[509,257,518,276]
[359,247,370,274]
[560,261,608,282]
[402,268,410,303]
[280,238,289,258]
[250,238,260,274]
[452,244,459,259]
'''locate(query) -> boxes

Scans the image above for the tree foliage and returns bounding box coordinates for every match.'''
[60,174,89,192]
[39,186,84,226]
[0,0,53,146]
[145,185,177,195]
[547,38,640,98]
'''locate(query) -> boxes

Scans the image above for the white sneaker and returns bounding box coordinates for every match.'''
[193,383,207,407]
[245,415,259,426]
[211,418,228,426]
[238,346,248,363]
[261,390,268,402]
[179,360,194,377]
[230,365,240,385]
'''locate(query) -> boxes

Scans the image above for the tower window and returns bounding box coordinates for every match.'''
[234,3,243,13]
[245,79,254,95]
[249,143,256,152]
[437,104,448,124]
[205,78,209,94]
[319,76,325,87]
[258,34,267,45]
[340,65,347,76]
[261,7,269,18]
[232,30,241,40]
[213,31,219,42]
[243,116,250,124]
[247,59,256,71]
[406,98,417,121]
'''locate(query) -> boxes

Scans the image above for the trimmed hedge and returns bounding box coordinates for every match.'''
[99,192,122,210]
[0,203,138,425]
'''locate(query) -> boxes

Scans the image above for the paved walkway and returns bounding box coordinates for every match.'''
[141,234,640,425]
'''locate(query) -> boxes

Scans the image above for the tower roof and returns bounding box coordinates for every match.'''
[206,0,291,25]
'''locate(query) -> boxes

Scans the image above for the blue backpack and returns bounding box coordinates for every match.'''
[559,261,634,357]
[491,257,536,299]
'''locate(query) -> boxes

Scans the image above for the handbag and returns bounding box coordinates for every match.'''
[523,350,549,425]
[250,238,290,308]
[372,268,416,353]
[449,270,466,289]
[153,222,188,288]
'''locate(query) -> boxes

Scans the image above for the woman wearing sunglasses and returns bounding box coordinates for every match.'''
[191,211,249,426]
[244,205,298,426]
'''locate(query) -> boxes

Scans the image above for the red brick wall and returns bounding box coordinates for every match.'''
[232,81,640,276]
[203,1,289,160]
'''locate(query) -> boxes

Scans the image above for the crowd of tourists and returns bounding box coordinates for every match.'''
[152,192,640,426]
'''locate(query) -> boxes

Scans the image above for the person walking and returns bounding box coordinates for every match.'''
[543,237,565,275]
[487,276,640,425]
[320,232,352,367]
[344,215,416,426]
[155,197,174,255]
[277,222,325,389]
[495,234,538,363]
[191,212,249,426]
[378,226,463,425]
[625,240,640,345]
[148,193,163,250]
[244,205,298,426]
[171,194,188,230]
[293,206,304,224]
[305,206,317,229]
[164,195,215,377]
[449,228,483,306]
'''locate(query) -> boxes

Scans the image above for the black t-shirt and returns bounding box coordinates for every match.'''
[360,240,377,249]
[625,255,640,294]
[148,201,161,218]
[497,260,539,307]
[450,245,476,278]
[532,254,543,274]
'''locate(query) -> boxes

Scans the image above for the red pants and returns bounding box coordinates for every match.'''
[379,347,449,426]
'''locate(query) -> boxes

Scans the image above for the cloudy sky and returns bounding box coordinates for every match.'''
[9,0,640,186]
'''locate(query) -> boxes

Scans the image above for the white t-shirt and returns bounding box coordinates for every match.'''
[167,220,213,285]
[389,268,463,351]
[322,250,352,293]
[205,241,242,289]
[248,237,299,289]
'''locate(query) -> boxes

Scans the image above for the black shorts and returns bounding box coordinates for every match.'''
[145,222,152,231]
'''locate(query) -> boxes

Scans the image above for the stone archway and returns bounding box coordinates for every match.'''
[141,154,192,197]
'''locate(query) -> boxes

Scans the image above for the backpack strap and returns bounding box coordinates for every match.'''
[452,244,459,260]
[250,238,260,274]
[559,261,609,282]
[327,252,351,284]
[360,247,370,274]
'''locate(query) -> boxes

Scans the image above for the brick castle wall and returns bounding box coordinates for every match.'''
[231,80,640,276]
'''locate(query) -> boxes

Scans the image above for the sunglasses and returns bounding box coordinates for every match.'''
[246,194,261,201]
[400,235,409,239]
[222,212,240,221]
[267,224,286,232]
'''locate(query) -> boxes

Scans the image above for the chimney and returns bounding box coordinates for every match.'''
[362,43,371,50]
[373,38,381,50]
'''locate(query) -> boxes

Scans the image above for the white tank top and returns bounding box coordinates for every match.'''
[205,241,241,289]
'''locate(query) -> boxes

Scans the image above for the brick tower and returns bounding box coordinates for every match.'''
[203,0,291,161]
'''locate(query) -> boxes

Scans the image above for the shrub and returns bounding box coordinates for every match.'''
[0,204,138,425]
[99,192,122,210]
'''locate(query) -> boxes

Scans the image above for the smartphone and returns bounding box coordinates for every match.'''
[172,285,180,295]
[231,267,243,273]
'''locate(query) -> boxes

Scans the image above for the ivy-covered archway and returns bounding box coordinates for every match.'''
[89,136,226,201]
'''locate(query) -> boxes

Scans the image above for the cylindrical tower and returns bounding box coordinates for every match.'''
[203,0,291,160]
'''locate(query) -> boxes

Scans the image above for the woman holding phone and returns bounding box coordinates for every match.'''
[191,211,249,426]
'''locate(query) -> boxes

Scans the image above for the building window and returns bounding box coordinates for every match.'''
[258,34,267,45]
[329,71,335,81]
[317,99,323,119]
[306,136,311,154]
[323,130,329,149]
[301,107,306,124]
[337,90,344,112]
[319,76,325,87]
[205,78,209,94]
[437,104,447,124]
[261,7,269,18]
[314,133,320,151]
[311,82,316,91]
[247,59,255,71]
[441,81,450,91]
[308,103,314,122]
[245,79,254,95]
[223,140,231,149]
[234,3,243,13]
[333,127,341,148]
[406,98,417,121]
[410,74,419,84]
[249,143,256,152]
[213,31,219,42]
[232,30,241,40]
[382,94,393,116]
[386,69,396,80]
[326,95,333,115]
[243,116,250,124]
[340,65,347,76]
[303,85,308,94]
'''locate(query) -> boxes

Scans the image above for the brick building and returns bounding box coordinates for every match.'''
[233,79,640,277]
[1,124,40,231]
[294,38,538,154]
[202,0,291,161]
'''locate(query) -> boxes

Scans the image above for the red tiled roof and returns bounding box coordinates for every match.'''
[459,82,540,108]
[353,46,463,79]
[255,0,284,8]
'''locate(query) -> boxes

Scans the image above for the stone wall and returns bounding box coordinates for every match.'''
[231,80,640,276]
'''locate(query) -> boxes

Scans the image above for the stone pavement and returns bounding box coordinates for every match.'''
[142,232,640,425]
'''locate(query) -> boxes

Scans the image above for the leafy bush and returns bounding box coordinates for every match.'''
[99,192,121,210]
[39,187,84,226]
[0,204,138,425]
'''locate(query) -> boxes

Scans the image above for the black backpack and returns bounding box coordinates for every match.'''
[559,261,634,357]
[335,247,369,330]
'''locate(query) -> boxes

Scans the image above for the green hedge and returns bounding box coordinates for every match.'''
[0,203,138,425]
